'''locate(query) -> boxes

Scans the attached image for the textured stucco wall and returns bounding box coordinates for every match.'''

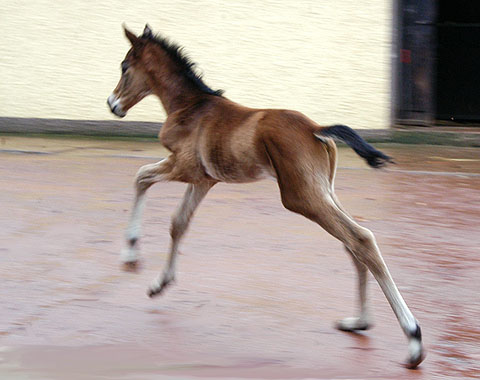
[0,1,391,129]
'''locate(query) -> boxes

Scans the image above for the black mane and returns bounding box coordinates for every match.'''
[146,34,224,97]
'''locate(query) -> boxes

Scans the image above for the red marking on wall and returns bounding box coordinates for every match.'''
[401,49,412,64]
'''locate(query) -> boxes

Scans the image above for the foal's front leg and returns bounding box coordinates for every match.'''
[121,156,175,267]
[148,182,214,297]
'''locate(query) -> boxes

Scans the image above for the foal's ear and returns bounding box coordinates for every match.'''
[123,25,140,46]
[142,24,153,38]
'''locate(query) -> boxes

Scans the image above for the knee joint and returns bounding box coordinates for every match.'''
[357,229,375,245]
[281,196,309,216]
[135,167,154,191]
[350,228,376,253]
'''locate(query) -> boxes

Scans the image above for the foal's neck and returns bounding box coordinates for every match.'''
[143,45,206,115]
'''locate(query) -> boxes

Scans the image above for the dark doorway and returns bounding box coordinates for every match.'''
[392,0,437,125]
[436,0,480,121]
[393,1,480,126]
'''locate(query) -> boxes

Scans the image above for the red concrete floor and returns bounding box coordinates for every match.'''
[0,136,479,379]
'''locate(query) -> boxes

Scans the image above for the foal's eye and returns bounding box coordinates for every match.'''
[121,61,129,74]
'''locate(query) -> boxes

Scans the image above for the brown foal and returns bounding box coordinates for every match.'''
[107,24,425,368]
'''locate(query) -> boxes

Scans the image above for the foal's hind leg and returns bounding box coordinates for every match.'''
[122,156,175,266]
[148,181,214,297]
[282,190,424,368]
[329,196,372,331]
[321,197,423,367]
[336,247,372,331]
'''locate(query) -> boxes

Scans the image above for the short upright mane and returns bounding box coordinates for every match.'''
[146,34,224,97]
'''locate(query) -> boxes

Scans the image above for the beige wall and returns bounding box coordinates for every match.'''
[0,1,391,129]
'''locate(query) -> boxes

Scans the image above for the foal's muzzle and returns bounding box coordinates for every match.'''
[107,94,126,118]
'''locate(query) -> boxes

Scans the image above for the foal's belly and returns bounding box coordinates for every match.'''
[201,153,274,183]
[198,110,275,183]
[199,136,275,183]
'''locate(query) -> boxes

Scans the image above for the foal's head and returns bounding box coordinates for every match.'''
[107,25,154,118]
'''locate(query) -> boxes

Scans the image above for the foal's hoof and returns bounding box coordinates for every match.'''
[120,247,139,271]
[122,259,140,272]
[147,277,174,298]
[335,317,372,332]
[405,339,425,369]
[405,353,425,369]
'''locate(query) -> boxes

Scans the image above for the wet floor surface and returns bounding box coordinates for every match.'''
[0,136,479,379]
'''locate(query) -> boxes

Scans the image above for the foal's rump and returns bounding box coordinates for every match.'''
[261,109,392,170]
[260,111,335,211]
[260,110,394,210]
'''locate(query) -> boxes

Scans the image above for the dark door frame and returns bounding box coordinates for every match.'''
[391,0,437,127]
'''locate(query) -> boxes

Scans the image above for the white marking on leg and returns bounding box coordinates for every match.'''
[121,193,146,264]
[408,337,422,359]
[359,237,424,367]
[126,193,146,242]
[368,238,417,335]
[121,157,173,265]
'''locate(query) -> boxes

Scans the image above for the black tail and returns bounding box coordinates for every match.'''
[316,124,393,168]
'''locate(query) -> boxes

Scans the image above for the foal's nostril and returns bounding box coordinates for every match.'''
[113,104,126,118]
